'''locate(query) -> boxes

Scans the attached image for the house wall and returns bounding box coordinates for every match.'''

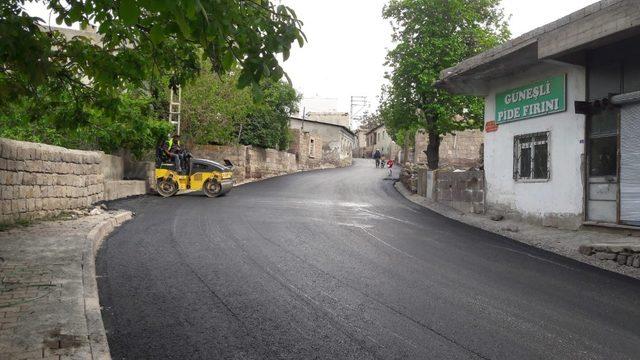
[483,62,586,228]
[289,118,354,165]
[289,129,325,169]
[365,126,399,159]
[305,112,350,128]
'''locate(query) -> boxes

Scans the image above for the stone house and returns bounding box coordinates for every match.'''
[353,129,367,158]
[289,117,355,167]
[364,124,399,159]
[437,0,640,229]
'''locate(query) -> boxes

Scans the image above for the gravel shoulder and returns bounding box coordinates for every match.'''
[394,181,640,280]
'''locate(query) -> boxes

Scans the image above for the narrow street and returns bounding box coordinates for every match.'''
[98,159,640,360]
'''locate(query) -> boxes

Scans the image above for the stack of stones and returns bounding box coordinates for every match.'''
[400,164,418,193]
[579,243,640,268]
[0,138,104,224]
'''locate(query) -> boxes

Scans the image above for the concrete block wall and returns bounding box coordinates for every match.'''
[0,138,104,224]
[101,154,124,181]
[435,170,485,214]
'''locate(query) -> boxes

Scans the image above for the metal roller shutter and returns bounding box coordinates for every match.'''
[620,102,640,225]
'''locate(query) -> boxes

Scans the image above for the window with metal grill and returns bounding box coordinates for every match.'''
[514,132,550,181]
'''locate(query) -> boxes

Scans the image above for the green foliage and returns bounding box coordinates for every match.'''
[0,87,172,157]
[181,69,252,146]
[181,62,300,150]
[380,0,509,168]
[240,79,300,150]
[1,0,305,126]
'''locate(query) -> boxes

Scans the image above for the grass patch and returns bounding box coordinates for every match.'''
[0,219,33,232]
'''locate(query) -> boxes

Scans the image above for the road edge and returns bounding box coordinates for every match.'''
[82,211,133,360]
[393,181,640,280]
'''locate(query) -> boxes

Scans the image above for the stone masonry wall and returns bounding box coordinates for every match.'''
[191,145,248,182]
[246,147,297,179]
[0,138,103,224]
[435,169,485,214]
[414,129,483,168]
[289,129,332,170]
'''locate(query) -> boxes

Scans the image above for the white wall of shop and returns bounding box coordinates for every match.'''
[483,62,586,222]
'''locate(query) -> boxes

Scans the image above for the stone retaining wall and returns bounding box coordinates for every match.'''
[190,145,247,182]
[246,147,297,179]
[0,138,104,224]
[193,141,343,183]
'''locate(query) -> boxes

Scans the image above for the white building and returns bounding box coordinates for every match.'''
[438,0,640,229]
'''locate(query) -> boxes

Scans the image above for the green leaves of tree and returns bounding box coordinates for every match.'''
[180,60,300,150]
[119,0,140,25]
[379,0,509,168]
[1,0,305,127]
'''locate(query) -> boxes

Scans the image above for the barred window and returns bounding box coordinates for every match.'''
[514,132,550,181]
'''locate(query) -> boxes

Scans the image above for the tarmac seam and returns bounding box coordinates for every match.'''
[82,211,133,360]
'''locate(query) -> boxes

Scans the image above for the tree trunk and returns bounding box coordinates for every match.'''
[426,128,440,170]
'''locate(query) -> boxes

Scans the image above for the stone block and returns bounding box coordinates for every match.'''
[626,256,634,267]
[21,172,36,185]
[594,252,617,260]
[578,245,593,256]
[42,161,54,173]
[14,161,26,171]
[17,199,27,212]
[617,254,627,265]
[5,160,16,171]
[26,198,35,212]
[1,141,17,159]
[0,186,11,200]
[633,256,640,268]
[1,200,11,214]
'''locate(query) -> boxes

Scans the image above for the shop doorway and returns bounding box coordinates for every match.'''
[586,108,619,223]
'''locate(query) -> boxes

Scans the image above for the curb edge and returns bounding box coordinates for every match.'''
[82,211,133,360]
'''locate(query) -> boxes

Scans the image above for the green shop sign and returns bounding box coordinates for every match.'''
[495,75,566,124]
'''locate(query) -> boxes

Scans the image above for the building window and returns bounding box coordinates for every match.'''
[588,108,618,177]
[309,138,315,158]
[513,132,550,181]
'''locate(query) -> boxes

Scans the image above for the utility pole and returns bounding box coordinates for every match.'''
[350,96,369,128]
[169,86,182,135]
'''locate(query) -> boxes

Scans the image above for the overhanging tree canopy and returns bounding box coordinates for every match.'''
[380,0,509,169]
[1,0,305,125]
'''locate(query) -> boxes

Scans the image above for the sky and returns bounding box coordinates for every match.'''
[25,0,600,123]
[280,0,600,121]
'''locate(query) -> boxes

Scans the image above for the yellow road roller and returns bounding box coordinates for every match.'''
[155,158,234,198]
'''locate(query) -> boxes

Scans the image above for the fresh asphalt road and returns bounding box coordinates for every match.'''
[98,159,640,360]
